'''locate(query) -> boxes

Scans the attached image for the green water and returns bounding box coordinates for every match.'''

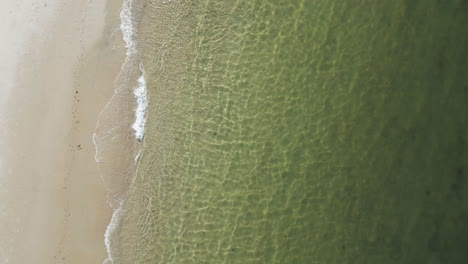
[119,0,468,263]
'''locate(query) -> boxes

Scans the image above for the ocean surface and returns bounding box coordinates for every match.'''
[99,0,467,263]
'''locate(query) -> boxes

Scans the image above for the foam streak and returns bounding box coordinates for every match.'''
[131,69,148,142]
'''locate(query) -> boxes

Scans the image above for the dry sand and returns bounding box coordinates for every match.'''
[0,0,126,263]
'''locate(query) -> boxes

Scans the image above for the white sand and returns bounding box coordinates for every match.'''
[0,0,126,263]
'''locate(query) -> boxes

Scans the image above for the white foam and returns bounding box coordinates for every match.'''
[134,149,142,164]
[100,1,144,263]
[120,0,148,142]
[103,199,125,264]
[120,0,137,57]
[131,69,148,142]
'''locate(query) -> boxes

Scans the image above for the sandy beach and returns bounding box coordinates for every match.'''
[0,0,125,263]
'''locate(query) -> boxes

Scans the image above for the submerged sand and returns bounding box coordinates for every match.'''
[0,0,126,263]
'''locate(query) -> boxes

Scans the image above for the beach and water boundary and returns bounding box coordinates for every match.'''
[3,0,463,263]
[93,0,147,263]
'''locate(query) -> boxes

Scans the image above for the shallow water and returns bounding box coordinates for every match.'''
[118,0,467,263]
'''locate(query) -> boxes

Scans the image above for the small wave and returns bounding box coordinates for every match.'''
[95,0,145,263]
[134,149,142,164]
[120,0,138,57]
[103,199,125,264]
[131,68,148,142]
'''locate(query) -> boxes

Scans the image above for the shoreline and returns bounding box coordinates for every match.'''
[0,0,127,263]
[93,1,147,263]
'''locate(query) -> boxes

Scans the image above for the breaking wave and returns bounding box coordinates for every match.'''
[93,0,145,263]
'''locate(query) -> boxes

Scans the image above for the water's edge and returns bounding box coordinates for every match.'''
[92,0,146,263]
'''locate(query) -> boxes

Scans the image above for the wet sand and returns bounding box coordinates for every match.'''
[0,0,125,263]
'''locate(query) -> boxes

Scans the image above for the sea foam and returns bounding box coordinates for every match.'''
[103,200,125,264]
[121,0,147,142]
[120,0,137,57]
[131,70,148,142]
[99,0,145,263]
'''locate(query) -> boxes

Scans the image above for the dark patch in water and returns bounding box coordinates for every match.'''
[450,168,465,199]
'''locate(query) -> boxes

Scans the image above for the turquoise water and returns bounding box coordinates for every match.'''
[119,1,467,263]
